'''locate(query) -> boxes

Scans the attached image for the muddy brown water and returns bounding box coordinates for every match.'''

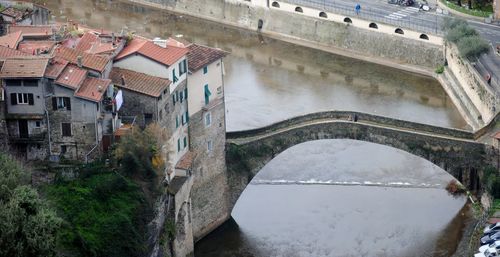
[50,1,471,256]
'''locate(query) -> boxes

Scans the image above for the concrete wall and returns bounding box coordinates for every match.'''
[187,59,224,116]
[4,79,45,115]
[445,43,499,124]
[188,100,229,241]
[128,0,445,69]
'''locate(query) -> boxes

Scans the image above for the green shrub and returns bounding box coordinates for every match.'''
[435,65,445,74]
[445,23,478,43]
[457,35,490,60]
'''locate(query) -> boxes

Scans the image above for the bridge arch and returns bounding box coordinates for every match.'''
[395,28,404,34]
[319,11,327,18]
[343,17,352,23]
[420,34,429,40]
[369,22,378,29]
[295,6,303,13]
[226,111,488,210]
[271,1,280,8]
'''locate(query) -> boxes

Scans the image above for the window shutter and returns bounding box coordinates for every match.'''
[28,94,34,105]
[172,94,176,105]
[185,111,189,123]
[175,116,179,128]
[52,97,57,110]
[184,87,188,99]
[10,93,17,105]
[64,97,71,110]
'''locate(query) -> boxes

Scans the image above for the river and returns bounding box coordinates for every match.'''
[49,1,471,256]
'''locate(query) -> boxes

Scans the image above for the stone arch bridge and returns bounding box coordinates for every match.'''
[225,111,494,210]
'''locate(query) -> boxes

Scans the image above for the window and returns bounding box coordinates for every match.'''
[35,121,41,128]
[61,145,67,154]
[6,80,21,86]
[172,68,178,83]
[175,115,179,128]
[185,111,189,124]
[184,87,188,100]
[159,110,163,120]
[11,93,33,105]
[23,80,38,87]
[217,87,222,95]
[0,87,4,101]
[183,137,187,149]
[172,94,176,105]
[177,138,181,152]
[203,66,208,74]
[164,103,169,113]
[179,91,184,103]
[52,97,71,110]
[204,84,211,105]
[61,123,72,137]
[181,113,186,125]
[179,59,187,76]
[144,113,153,124]
[207,140,213,152]
[204,112,211,127]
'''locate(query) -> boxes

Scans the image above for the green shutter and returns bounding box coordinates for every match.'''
[184,87,188,100]
[185,111,189,123]
[175,116,179,128]
[183,137,187,148]
[177,139,181,152]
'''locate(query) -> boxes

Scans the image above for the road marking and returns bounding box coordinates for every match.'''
[384,7,419,20]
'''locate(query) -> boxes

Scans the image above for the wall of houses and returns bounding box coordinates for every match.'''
[187,59,224,116]
[4,79,46,115]
[170,81,190,166]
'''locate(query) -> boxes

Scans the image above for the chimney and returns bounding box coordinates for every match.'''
[76,55,83,68]
[153,37,167,48]
[120,75,126,86]
[111,32,115,46]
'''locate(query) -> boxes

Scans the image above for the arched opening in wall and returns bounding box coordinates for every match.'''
[395,28,404,34]
[295,7,303,13]
[272,1,280,8]
[420,34,429,40]
[343,17,352,23]
[258,19,264,30]
[369,23,378,29]
[319,12,327,18]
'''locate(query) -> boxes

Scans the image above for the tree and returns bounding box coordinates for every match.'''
[457,35,490,60]
[0,152,62,257]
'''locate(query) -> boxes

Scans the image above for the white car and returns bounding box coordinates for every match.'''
[485,223,500,235]
[480,241,500,254]
[475,248,500,257]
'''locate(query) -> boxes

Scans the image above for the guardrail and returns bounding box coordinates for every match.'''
[278,0,444,35]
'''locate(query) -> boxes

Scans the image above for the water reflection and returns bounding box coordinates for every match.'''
[49,0,467,130]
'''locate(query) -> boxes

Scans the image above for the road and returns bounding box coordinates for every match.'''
[282,0,500,91]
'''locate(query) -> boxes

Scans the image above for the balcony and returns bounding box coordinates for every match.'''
[9,132,46,143]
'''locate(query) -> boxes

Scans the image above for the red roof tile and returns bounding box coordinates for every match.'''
[75,32,99,52]
[493,131,500,140]
[0,45,29,60]
[0,57,49,78]
[54,45,110,73]
[115,37,189,67]
[175,151,196,170]
[9,25,55,37]
[0,31,22,49]
[1,7,30,21]
[109,67,171,97]
[55,64,87,89]
[18,40,55,55]
[74,77,110,102]
[187,44,228,72]
[45,57,69,79]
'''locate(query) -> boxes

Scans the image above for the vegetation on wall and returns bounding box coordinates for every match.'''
[443,18,490,60]
[0,152,62,257]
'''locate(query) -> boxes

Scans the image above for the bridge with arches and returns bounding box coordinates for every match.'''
[225,111,493,210]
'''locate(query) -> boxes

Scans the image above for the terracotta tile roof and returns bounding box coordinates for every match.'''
[18,40,55,55]
[110,67,171,97]
[74,77,110,102]
[1,7,30,21]
[175,151,196,170]
[0,31,22,49]
[493,131,500,140]
[55,64,87,89]
[54,45,110,73]
[9,25,54,37]
[0,45,29,60]
[167,37,191,48]
[187,44,228,72]
[115,37,189,67]
[0,57,49,78]
[45,57,69,79]
[75,32,98,52]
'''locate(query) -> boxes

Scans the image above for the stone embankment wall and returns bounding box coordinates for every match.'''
[445,43,500,124]
[126,0,444,70]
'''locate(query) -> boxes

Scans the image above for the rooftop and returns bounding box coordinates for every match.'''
[55,64,87,89]
[175,151,196,170]
[54,45,110,73]
[44,57,69,79]
[115,37,189,67]
[110,67,171,97]
[187,44,228,72]
[9,25,55,37]
[1,7,31,21]
[18,40,55,55]
[0,57,48,78]
[74,77,111,102]
[0,31,22,49]
[0,45,29,60]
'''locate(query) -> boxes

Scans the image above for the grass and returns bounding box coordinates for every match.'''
[441,0,493,18]
[44,171,148,257]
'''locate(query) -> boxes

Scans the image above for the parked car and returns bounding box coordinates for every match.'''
[480,241,500,254]
[481,232,500,245]
[475,247,499,257]
[485,223,500,235]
